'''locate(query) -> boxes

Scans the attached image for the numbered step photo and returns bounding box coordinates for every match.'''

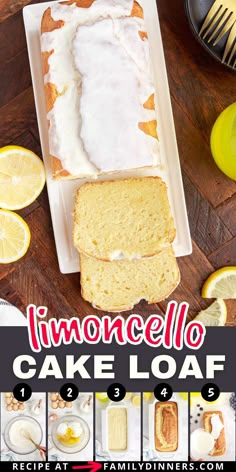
[95,390,141,461]
[48,390,93,461]
[190,391,236,461]
[143,391,189,461]
[1,390,46,461]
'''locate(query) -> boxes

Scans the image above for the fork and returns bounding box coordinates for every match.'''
[199,0,236,46]
[225,41,236,67]
[222,21,236,66]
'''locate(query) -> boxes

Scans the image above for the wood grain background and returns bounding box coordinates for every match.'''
[0,0,235,324]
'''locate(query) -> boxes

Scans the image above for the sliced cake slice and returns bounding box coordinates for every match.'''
[73,177,176,261]
[79,246,180,312]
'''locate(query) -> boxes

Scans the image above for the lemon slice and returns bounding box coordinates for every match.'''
[95,392,109,403]
[0,209,31,263]
[202,267,236,299]
[132,395,141,407]
[194,299,227,326]
[0,145,46,210]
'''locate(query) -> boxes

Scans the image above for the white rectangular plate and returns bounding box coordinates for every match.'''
[23,0,192,274]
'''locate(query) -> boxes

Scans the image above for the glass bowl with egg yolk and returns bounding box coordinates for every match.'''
[51,415,90,453]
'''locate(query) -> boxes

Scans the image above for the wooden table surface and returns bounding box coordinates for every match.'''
[0,0,235,324]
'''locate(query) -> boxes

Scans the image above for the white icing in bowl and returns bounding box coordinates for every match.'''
[191,428,215,460]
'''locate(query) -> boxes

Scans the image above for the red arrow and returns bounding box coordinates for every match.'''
[72,462,102,472]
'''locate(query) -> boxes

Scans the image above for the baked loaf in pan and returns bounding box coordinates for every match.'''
[155,402,178,452]
[41,0,160,180]
[79,247,180,312]
[73,177,176,261]
[203,411,226,456]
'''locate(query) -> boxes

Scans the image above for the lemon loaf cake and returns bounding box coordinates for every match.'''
[41,0,160,180]
[155,402,178,452]
[80,247,180,312]
[73,177,176,261]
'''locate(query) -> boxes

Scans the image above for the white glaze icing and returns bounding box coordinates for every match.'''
[47,89,97,175]
[210,414,224,440]
[74,18,158,171]
[49,0,134,22]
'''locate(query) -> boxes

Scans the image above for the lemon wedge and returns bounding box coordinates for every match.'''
[0,209,31,263]
[202,267,236,299]
[194,299,227,326]
[95,392,109,403]
[132,395,141,407]
[0,145,45,210]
